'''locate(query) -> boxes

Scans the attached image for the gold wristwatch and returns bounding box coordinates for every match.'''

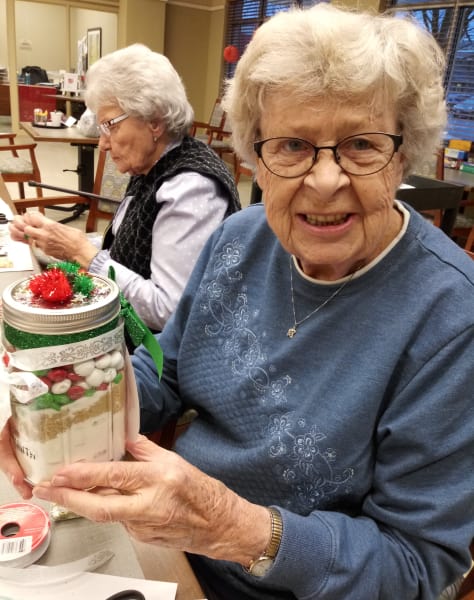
[246,507,283,577]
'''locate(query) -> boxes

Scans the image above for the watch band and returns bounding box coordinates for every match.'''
[246,507,283,574]
[265,507,283,559]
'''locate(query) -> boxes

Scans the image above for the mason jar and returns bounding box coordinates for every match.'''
[1,270,127,485]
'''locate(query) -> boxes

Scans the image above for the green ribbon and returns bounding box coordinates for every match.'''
[4,317,119,349]
[108,266,163,379]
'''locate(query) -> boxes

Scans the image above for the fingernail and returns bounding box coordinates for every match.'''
[33,485,48,499]
[51,475,67,486]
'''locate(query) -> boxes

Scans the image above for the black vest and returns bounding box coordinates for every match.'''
[104,136,240,279]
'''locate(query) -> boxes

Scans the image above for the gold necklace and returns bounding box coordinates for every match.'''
[287,256,357,338]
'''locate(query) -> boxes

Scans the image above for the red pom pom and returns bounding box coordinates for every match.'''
[223,45,240,63]
[29,268,73,303]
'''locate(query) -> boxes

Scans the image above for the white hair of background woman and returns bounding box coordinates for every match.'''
[85,43,194,140]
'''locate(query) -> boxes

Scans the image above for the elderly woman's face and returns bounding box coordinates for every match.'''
[97,105,162,176]
[256,94,405,280]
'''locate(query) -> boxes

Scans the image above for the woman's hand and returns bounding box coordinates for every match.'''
[0,420,33,499]
[9,212,97,268]
[9,214,30,244]
[33,434,271,566]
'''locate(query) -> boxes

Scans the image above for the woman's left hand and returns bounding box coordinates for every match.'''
[33,435,270,565]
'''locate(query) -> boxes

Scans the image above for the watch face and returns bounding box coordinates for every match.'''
[249,557,274,577]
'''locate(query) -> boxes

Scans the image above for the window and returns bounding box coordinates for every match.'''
[224,0,473,142]
[223,0,325,81]
[388,1,474,142]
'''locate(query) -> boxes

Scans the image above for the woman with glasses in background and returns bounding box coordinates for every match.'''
[5,5,473,599]
[9,44,240,332]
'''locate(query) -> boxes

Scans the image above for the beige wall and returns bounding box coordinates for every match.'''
[164,3,225,121]
[0,0,117,74]
[118,0,165,52]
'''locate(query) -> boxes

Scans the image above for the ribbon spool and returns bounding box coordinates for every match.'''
[0,502,51,568]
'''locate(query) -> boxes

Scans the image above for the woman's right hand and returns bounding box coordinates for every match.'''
[0,420,32,499]
[8,214,30,243]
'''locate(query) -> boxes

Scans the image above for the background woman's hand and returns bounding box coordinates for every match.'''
[9,212,97,268]
[8,214,30,244]
[0,420,33,499]
[33,434,271,566]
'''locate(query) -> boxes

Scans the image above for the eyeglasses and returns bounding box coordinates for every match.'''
[99,113,129,137]
[253,132,403,178]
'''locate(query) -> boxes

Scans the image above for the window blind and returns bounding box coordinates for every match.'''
[389,1,474,143]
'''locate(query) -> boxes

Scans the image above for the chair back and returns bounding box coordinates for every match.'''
[97,151,130,212]
[0,133,43,200]
[85,152,130,232]
[0,173,17,216]
[208,98,225,129]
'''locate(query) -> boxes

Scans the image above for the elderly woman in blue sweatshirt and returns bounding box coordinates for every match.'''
[3,5,473,599]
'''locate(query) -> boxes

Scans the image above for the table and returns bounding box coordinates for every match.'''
[44,93,86,119]
[397,174,465,236]
[444,167,474,205]
[20,121,99,194]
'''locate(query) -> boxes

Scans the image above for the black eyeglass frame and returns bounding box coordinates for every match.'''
[253,132,404,178]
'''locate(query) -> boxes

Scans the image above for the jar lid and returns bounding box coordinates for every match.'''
[2,273,120,335]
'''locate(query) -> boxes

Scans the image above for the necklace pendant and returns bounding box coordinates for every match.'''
[287,327,297,338]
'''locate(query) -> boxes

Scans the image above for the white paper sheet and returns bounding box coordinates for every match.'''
[0,200,34,272]
[0,238,34,272]
[0,569,177,599]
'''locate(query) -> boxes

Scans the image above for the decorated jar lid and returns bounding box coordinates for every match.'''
[2,263,120,341]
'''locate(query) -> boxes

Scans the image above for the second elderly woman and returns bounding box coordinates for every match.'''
[9,44,240,332]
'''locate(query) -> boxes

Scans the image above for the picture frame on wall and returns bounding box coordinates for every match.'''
[86,27,102,69]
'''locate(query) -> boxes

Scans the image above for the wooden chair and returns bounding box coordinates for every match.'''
[15,151,130,233]
[84,151,130,232]
[234,155,254,185]
[146,410,198,450]
[191,98,226,143]
[0,132,43,201]
[0,172,18,215]
[191,98,233,160]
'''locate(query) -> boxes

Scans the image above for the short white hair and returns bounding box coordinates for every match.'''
[223,4,447,176]
[85,43,194,140]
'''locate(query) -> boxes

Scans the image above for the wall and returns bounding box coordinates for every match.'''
[0,0,117,77]
[118,0,165,52]
[71,6,117,67]
[15,2,68,71]
[162,0,226,122]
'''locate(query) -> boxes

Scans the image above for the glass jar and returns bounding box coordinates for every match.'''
[1,270,127,485]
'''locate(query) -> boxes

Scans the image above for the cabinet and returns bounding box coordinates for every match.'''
[0,84,57,120]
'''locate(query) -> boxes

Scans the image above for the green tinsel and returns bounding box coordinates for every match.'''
[48,261,81,275]
[73,273,95,296]
[46,261,95,298]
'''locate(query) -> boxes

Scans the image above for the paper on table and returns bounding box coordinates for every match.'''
[0,238,34,272]
[0,569,177,599]
[0,199,34,272]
